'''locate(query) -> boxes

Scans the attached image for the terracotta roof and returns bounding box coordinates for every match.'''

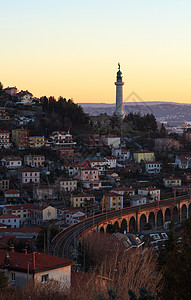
[63,207,84,213]
[0,250,73,272]
[88,159,105,163]
[59,177,76,182]
[57,147,74,151]
[105,156,116,160]
[138,187,160,191]
[4,189,20,195]
[0,130,10,134]
[104,193,121,197]
[0,214,19,219]
[33,205,52,211]
[103,135,120,138]
[4,204,35,210]
[2,156,22,161]
[134,150,154,154]
[71,194,93,198]
[121,149,130,153]
[164,178,181,180]
[145,161,162,164]
[20,168,39,173]
[112,187,135,192]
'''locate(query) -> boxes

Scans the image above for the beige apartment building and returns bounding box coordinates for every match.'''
[12,128,29,149]
[59,177,77,192]
[24,155,45,167]
[29,136,45,148]
[0,130,11,148]
[0,178,9,191]
[33,185,57,201]
[71,194,95,208]
[103,192,123,210]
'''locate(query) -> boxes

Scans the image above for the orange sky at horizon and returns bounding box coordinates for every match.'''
[1,1,191,104]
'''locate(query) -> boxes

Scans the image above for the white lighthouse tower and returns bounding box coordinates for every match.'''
[114,63,124,118]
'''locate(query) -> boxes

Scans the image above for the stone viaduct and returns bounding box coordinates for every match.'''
[91,196,191,234]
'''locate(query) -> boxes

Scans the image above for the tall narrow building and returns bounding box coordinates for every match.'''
[114,63,124,118]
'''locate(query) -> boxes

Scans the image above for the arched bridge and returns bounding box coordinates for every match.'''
[52,195,191,259]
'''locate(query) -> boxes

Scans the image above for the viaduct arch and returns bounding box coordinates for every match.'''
[93,198,191,234]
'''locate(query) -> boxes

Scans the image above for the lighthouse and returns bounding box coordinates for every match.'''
[114,63,124,118]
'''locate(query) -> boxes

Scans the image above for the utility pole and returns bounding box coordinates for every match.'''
[27,262,29,282]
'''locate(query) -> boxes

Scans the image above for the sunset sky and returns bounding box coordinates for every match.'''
[1,0,191,103]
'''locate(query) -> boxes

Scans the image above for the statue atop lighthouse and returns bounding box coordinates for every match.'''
[114,63,124,119]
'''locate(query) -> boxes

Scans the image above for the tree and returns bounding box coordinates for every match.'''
[0,82,3,93]
[0,271,8,289]
[99,289,118,300]
[128,287,155,300]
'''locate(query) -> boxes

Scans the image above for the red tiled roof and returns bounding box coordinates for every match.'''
[138,187,160,191]
[164,178,181,180]
[145,161,162,164]
[71,194,93,198]
[0,250,73,272]
[0,214,19,219]
[112,187,135,192]
[59,177,76,182]
[134,150,154,154]
[104,193,121,197]
[2,156,22,162]
[0,130,10,134]
[4,189,20,195]
[103,135,120,138]
[3,204,35,210]
[20,168,39,173]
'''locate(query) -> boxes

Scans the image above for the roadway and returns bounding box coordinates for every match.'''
[51,194,190,259]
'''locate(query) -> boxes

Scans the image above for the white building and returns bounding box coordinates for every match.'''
[112,148,130,162]
[174,155,191,169]
[47,131,76,148]
[138,187,160,201]
[145,161,162,174]
[64,208,85,226]
[2,204,35,225]
[104,156,117,169]
[102,135,121,148]
[0,250,73,288]
[111,187,135,196]
[59,177,77,192]
[0,214,20,228]
[17,90,33,105]
[1,157,22,169]
[19,168,40,184]
[130,195,147,207]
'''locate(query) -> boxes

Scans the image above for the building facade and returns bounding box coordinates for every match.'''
[103,193,123,210]
[133,150,155,163]
[29,136,45,148]
[71,194,95,208]
[24,155,45,167]
[12,129,29,149]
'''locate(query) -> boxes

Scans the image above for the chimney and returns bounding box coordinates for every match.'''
[4,252,10,266]
[23,248,27,254]
[33,252,36,270]
[10,245,14,253]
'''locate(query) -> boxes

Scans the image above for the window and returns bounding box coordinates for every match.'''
[41,274,49,283]
[11,273,15,281]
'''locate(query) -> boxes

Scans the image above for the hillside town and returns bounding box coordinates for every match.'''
[0,79,191,299]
